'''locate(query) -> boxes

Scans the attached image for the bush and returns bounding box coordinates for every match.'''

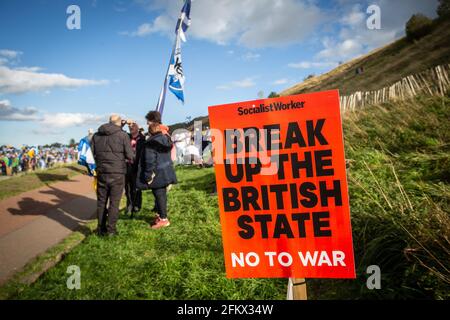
[268,92,280,98]
[437,0,450,18]
[405,14,433,41]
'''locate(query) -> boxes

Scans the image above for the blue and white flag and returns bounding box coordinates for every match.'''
[176,0,191,42]
[77,137,96,176]
[156,0,191,115]
[168,36,185,103]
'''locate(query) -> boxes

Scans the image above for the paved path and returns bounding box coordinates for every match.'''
[0,174,97,285]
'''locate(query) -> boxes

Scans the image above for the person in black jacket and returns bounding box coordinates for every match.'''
[125,121,145,216]
[92,114,134,236]
[136,111,177,229]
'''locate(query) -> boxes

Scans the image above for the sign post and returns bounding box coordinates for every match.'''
[208,90,355,286]
[287,278,307,300]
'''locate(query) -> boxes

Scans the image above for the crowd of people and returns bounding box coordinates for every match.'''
[172,126,213,166]
[86,111,178,236]
[0,145,77,176]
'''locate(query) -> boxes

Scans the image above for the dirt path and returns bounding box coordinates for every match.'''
[0,174,97,284]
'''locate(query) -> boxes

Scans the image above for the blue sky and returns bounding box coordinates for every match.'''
[0,0,438,147]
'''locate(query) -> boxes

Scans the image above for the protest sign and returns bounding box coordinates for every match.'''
[208,90,355,279]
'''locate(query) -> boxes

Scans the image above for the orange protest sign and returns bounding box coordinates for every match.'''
[208,90,355,279]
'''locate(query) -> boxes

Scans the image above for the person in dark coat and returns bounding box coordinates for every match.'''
[92,114,134,236]
[136,111,177,229]
[125,121,145,216]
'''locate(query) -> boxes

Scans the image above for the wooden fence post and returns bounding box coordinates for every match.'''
[287,278,307,300]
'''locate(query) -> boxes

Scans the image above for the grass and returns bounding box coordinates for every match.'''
[308,94,450,299]
[1,167,286,300]
[0,164,86,200]
[1,95,448,300]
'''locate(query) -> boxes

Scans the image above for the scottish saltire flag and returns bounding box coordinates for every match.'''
[168,36,185,103]
[176,0,191,42]
[77,137,96,176]
[156,0,191,116]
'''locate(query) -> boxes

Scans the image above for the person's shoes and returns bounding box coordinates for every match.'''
[126,204,133,215]
[152,214,161,224]
[95,227,107,236]
[132,206,140,213]
[151,218,170,229]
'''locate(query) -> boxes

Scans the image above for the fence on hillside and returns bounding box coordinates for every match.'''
[340,64,450,112]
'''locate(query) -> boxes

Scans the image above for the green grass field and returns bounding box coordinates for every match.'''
[0,164,85,200]
[2,166,286,300]
[1,95,449,300]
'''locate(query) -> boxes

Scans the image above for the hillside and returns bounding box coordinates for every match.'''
[280,19,450,96]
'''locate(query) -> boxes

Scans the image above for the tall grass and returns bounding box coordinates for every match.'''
[308,94,450,299]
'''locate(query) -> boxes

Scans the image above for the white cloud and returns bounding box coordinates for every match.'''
[217,77,257,90]
[130,0,324,48]
[316,38,363,60]
[271,78,289,85]
[0,100,106,132]
[16,66,44,72]
[120,15,173,37]
[0,65,108,94]
[0,49,22,59]
[242,52,261,61]
[316,0,439,62]
[0,99,39,121]
[288,61,339,69]
[40,113,106,128]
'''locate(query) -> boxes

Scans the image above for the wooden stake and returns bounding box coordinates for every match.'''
[287,278,307,300]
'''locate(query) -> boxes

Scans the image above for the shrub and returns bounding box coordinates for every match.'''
[268,92,280,98]
[405,14,433,41]
[437,0,450,18]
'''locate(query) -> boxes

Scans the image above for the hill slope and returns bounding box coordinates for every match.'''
[280,19,450,96]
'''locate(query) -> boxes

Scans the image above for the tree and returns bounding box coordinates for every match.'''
[304,74,315,81]
[268,92,280,98]
[69,138,76,147]
[257,90,265,99]
[50,142,62,148]
[405,14,433,41]
[437,0,450,18]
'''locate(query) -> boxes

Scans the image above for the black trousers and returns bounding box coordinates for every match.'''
[125,164,142,212]
[97,173,125,233]
[152,187,168,219]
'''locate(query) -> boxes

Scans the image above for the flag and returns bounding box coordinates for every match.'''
[77,137,96,176]
[176,0,191,42]
[168,36,185,103]
[156,0,191,115]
